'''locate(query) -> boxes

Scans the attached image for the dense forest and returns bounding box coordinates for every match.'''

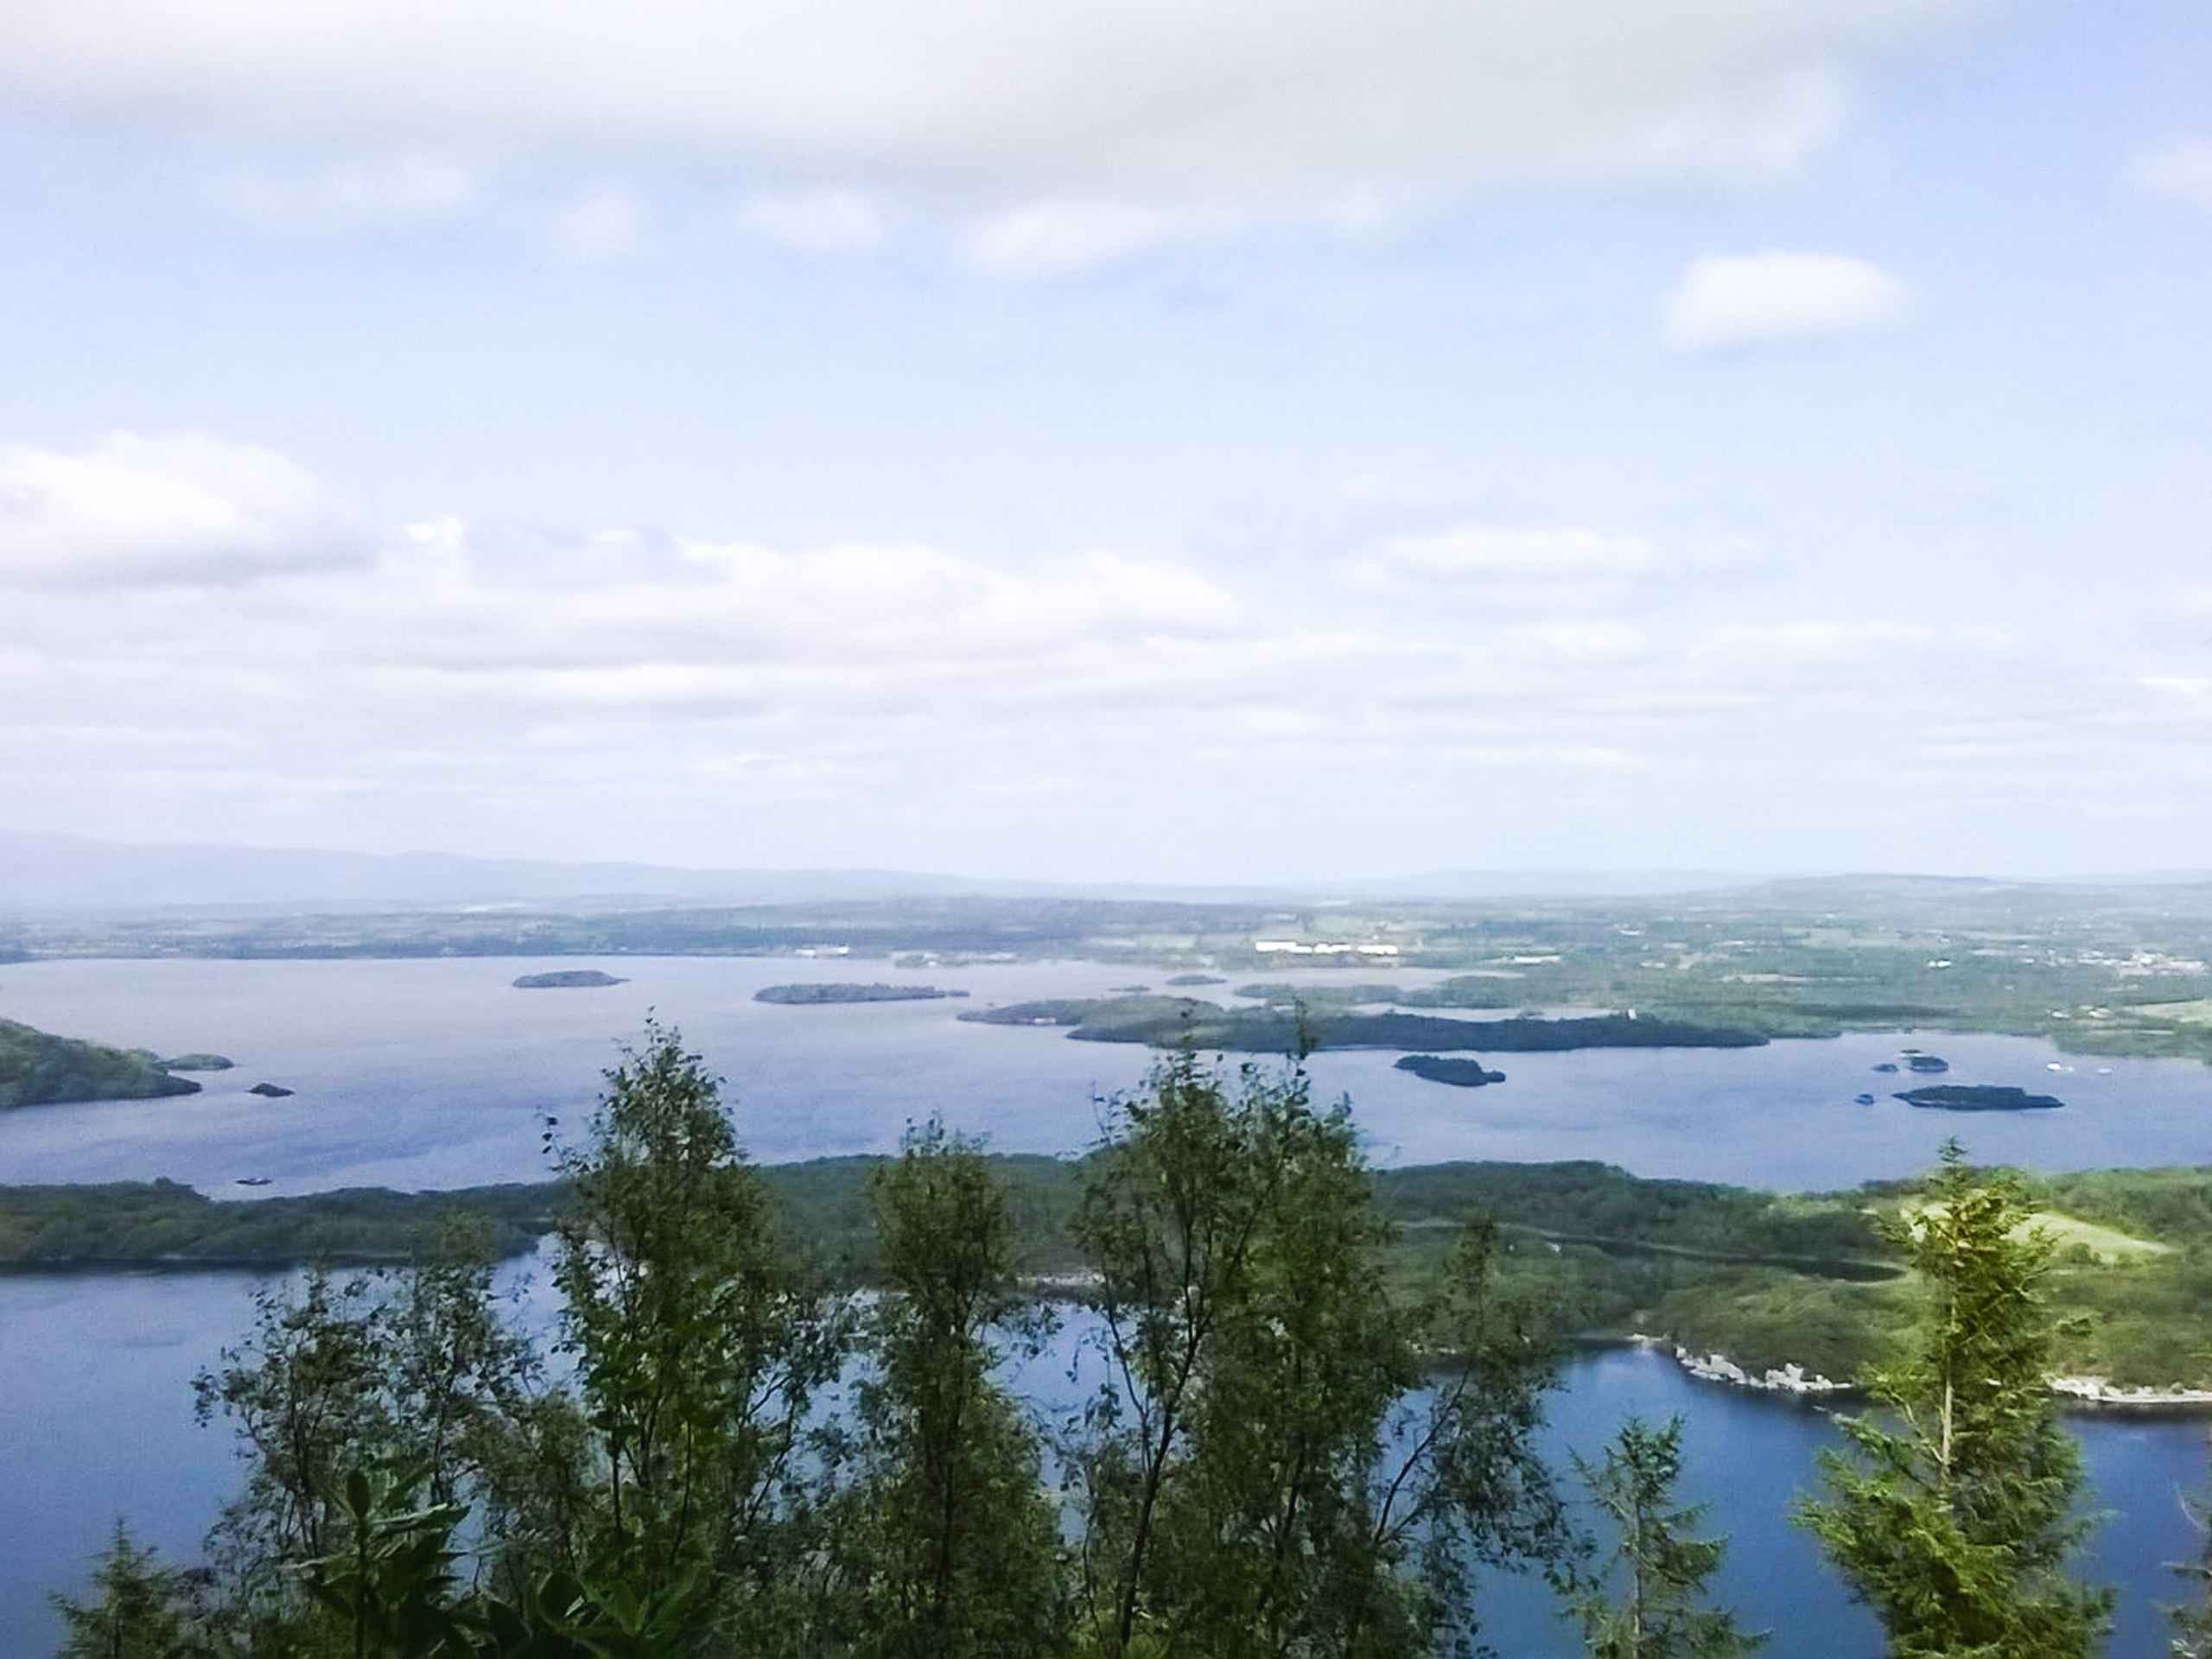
[47,1028,2197,1658]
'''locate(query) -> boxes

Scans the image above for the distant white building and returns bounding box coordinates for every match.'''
[1253,939,1401,957]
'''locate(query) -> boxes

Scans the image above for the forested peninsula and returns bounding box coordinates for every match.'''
[0,1017,202,1109]
[10,1154,2209,1395]
[959,996,1764,1052]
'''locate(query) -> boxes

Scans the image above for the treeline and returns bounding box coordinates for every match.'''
[15,1151,2212,1392]
[959,997,1766,1052]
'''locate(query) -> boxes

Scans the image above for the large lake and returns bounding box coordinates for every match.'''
[3,956,2209,1191]
[3,957,2209,1654]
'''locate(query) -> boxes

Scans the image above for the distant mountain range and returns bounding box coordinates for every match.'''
[0,830,2200,913]
[0,830,1763,910]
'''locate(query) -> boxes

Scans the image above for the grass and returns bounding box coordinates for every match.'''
[1900,1198,2171,1265]
[2024,1211,2171,1263]
[2126,998,2212,1027]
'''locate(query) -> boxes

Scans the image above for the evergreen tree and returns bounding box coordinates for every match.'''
[50,1522,207,1659]
[1796,1140,2113,1658]
[1562,1415,1763,1658]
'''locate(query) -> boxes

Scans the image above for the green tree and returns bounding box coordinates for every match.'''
[50,1522,207,1659]
[195,1266,397,1571]
[550,1021,850,1643]
[1070,1050,1571,1657]
[1796,1140,2113,1658]
[842,1117,1065,1657]
[2170,1434,2212,1659]
[295,1461,473,1659]
[1561,1415,1763,1658]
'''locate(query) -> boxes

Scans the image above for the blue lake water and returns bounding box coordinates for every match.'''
[2,957,2207,1192]
[3,957,2209,1653]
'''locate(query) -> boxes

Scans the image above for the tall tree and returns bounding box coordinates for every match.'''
[1562,1415,1763,1659]
[1796,1140,2113,1659]
[1070,1050,1571,1657]
[843,1117,1065,1657]
[550,1021,850,1643]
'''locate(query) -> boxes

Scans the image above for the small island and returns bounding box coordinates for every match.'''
[1894,1084,2063,1111]
[1905,1055,1951,1074]
[512,970,629,989]
[1395,1055,1507,1089]
[1166,974,1227,987]
[248,1083,296,1099]
[753,982,969,1005]
[157,1052,234,1071]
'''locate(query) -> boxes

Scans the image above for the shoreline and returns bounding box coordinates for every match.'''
[1617,1336,2212,1415]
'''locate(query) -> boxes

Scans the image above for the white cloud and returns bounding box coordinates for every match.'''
[7,426,2199,877]
[1375,524,1656,583]
[964,202,1190,277]
[0,2,1983,219]
[0,432,367,587]
[1350,524,1660,611]
[1690,620,1936,666]
[1501,620,1649,666]
[739,190,886,254]
[2128,137,2212,214]
[1662,251,1916,353]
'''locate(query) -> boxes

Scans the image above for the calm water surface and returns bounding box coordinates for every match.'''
[1,957,2206,1191]
[3,957,2209,1653]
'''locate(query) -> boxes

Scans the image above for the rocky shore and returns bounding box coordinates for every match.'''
[1629,1336,2212,1412]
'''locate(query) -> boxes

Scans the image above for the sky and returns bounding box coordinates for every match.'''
[0,1,2207,886]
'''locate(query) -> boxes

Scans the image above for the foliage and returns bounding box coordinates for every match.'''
[295,1461,473,1658]
[0,1017,200,1109]
[550,1020,851,1643]
[1068,1051,1573,1656]
[1796,1141,2113,1658]
[49,1522,209,1659]
[1560,1416,1763,1658]
[835,1118,1065,1656]
[960,1000,1764,1054]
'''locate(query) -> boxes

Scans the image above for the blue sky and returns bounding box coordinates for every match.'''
[1,1,2206,883]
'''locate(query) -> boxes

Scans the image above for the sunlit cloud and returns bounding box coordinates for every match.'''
[1662,251,1916,353]
[0,1,1985,224]
[0,432,369,587]
[963,201,1191,278]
